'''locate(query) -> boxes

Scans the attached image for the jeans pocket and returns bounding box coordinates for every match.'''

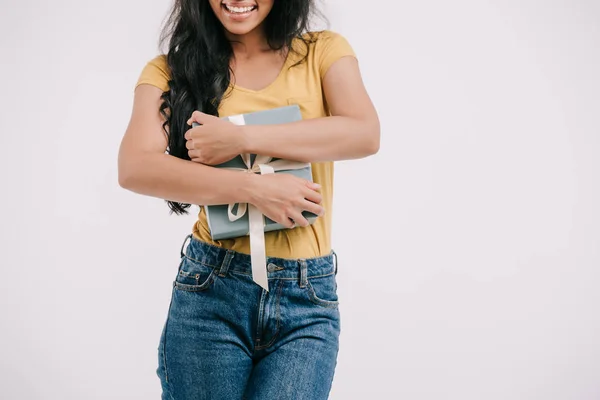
[306,273,339,309]
[173,256,218,292]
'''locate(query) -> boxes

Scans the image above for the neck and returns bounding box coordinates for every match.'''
[225,27,271,58]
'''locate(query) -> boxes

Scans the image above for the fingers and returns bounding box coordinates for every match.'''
[272,207,317,230]
[186,111,217,126]
[281,217,296,229]
[184,112,204,140]
[267,214,294,229]
[184,127,194,141]
[185,110,219,140]
[186,111,204,126]
[301,199,324,216]
[186,134,200,159]
[186,111,198,126]
[288,212,310,228]
[304,180,321,191]
[188,150,201,160]
[302,185,323,205]
[248,174,325,230]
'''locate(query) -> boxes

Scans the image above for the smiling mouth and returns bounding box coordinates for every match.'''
[221,3,258,14]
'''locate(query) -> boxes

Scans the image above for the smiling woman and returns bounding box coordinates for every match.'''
[118,0,379,398]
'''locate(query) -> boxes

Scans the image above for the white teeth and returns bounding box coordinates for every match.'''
[224,4,255,13]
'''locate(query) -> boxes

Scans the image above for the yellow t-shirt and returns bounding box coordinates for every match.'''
[135,30,356,259]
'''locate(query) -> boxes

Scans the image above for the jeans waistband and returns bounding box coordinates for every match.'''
[179,234,338,280]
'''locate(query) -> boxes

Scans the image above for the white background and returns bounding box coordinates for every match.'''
[1,0,599,399]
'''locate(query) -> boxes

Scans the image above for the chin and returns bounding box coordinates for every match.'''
[223,25,257,36]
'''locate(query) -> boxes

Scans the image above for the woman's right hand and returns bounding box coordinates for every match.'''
[247,173,324,229]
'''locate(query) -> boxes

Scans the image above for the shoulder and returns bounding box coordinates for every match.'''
[299,30,356,77]
[135,54,171,92]
[300,30,353,50]
[302,29,347,41]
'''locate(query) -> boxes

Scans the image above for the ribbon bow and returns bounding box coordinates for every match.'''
[225,154,310,223]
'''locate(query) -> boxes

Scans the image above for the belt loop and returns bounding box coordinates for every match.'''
[180,233,192,258]
[298,259,308,288]
[218,250,234,277]
[332,250,338,275]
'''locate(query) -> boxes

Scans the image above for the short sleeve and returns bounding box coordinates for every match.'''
[135,55,171,92]
[316,30,357,78]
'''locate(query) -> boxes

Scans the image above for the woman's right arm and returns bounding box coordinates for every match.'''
[117,84,323,227]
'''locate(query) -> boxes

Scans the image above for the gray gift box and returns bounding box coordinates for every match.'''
[193,105,319,240]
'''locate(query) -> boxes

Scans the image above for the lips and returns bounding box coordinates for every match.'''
[221,2,257,14]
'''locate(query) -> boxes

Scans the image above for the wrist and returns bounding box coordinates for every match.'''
[239,172,261,205]
[240,124,257,154]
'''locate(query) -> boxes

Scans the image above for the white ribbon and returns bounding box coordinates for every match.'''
[220,114,310,292]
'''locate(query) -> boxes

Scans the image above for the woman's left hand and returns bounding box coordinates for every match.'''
[185,111,247,165]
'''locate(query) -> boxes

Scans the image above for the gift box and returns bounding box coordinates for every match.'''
[195,105,319,240]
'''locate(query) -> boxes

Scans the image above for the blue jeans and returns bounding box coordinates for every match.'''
[157,234,341,399]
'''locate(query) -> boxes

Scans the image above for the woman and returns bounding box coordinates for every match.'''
[118,0,379,398]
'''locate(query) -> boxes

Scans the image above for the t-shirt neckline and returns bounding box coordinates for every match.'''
[229,46,294,94]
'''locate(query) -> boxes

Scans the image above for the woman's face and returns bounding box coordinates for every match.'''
[209,0,274,37]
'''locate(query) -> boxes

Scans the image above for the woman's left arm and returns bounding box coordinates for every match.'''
[243,56,380,162]
[185,56,379,165]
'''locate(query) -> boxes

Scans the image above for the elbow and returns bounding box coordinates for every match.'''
[118,169,133,189]
[366,135,380,156]
[118,153,140,189]
[118,165,135,189]
[363,120,380,156]
[354,136,378,160]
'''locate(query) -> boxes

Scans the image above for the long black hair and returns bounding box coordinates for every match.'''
[158,0,323,215]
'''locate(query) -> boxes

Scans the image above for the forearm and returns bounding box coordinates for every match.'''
[242,116,380,163]
[118,152,256,206]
